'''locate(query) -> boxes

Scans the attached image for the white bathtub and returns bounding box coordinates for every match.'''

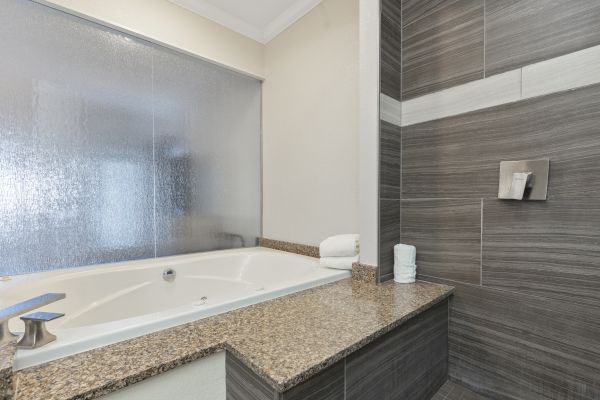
[1,247,350,370]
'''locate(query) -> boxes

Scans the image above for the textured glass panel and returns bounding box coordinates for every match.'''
[0,0,155,275]
[153,49,262,256]
[0,0,261,276]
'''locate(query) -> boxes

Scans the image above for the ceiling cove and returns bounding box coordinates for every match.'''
[169,0,324,43]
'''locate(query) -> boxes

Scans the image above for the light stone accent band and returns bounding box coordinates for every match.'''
[380,44,600,128]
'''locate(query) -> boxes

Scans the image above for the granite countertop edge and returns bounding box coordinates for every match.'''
[8,279,454,400]
[260,287,454,392]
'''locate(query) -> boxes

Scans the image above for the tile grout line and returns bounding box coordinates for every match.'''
[483,0,486,78]
[520,67,523,99]
[480,198,483,286]
[344,357,347,400]
[399,0,403,249]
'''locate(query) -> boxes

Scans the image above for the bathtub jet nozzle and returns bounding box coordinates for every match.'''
[163,268,176,282]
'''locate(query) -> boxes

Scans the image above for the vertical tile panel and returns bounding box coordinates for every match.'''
[422,277,600,400]
[0,0,155,275]
[226,353,276,400]
[402,0,484,99]
[282,360,344,400]
[380,0,402,100]
[379,199,400,280]
[379,120,401,199]
[153,49,262,257]
[402,83,600,199]
[346,300,448,400]
[483,199,600,307]
[402,199,481,285]
[485,0,600,76]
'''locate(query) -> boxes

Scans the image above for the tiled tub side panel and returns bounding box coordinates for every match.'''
[226,300,449,400]
[346,299,448,400]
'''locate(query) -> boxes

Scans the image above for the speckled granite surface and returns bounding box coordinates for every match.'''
[0,342,16,400]
[351,262,378,284]
[10,279,452,400]
[259,238,320,258]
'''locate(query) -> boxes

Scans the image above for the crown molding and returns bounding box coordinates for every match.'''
[263,0,323,43]
[169,0,323,44]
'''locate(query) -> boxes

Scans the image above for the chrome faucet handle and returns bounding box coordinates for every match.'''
[0,293,66,345]
[17,312,64,349]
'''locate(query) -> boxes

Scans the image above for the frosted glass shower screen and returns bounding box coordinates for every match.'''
[0,0,261,275]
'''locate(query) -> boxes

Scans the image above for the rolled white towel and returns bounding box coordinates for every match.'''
[394,244,417,283]
[394,244,416,266]
[320,255,359,270]
[394,263,417,283]
[319,234,360,258]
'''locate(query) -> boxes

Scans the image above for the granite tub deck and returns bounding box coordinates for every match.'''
[7,279,453,400]
[1,342,16,400]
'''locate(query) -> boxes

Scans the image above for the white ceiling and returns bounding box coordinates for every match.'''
[169,0,323,43]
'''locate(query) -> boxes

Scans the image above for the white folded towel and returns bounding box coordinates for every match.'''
[319,234,360,258]
[394,244,416,266]
[394,244,417,283]
[320,255,359,270]
[394,263,417,283]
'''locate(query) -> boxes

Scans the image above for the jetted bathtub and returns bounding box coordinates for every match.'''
[1,247,350,370]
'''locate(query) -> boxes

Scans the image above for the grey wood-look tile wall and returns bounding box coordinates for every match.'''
[399,0,600,100]
[379,0,600,398]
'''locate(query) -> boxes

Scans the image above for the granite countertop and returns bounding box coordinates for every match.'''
[8,278,453,400]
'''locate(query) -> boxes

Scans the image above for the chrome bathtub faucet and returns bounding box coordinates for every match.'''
[0,292,66,349]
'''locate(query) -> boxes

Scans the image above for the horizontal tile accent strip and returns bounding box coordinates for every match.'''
[522,45,600,99]
[402,70,521,126]
[259,238,319,258]
[401,44,600,126]
[380,94,402,126]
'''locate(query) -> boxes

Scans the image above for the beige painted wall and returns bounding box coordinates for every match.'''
[37,0,265,78]
[262,0,360,246]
